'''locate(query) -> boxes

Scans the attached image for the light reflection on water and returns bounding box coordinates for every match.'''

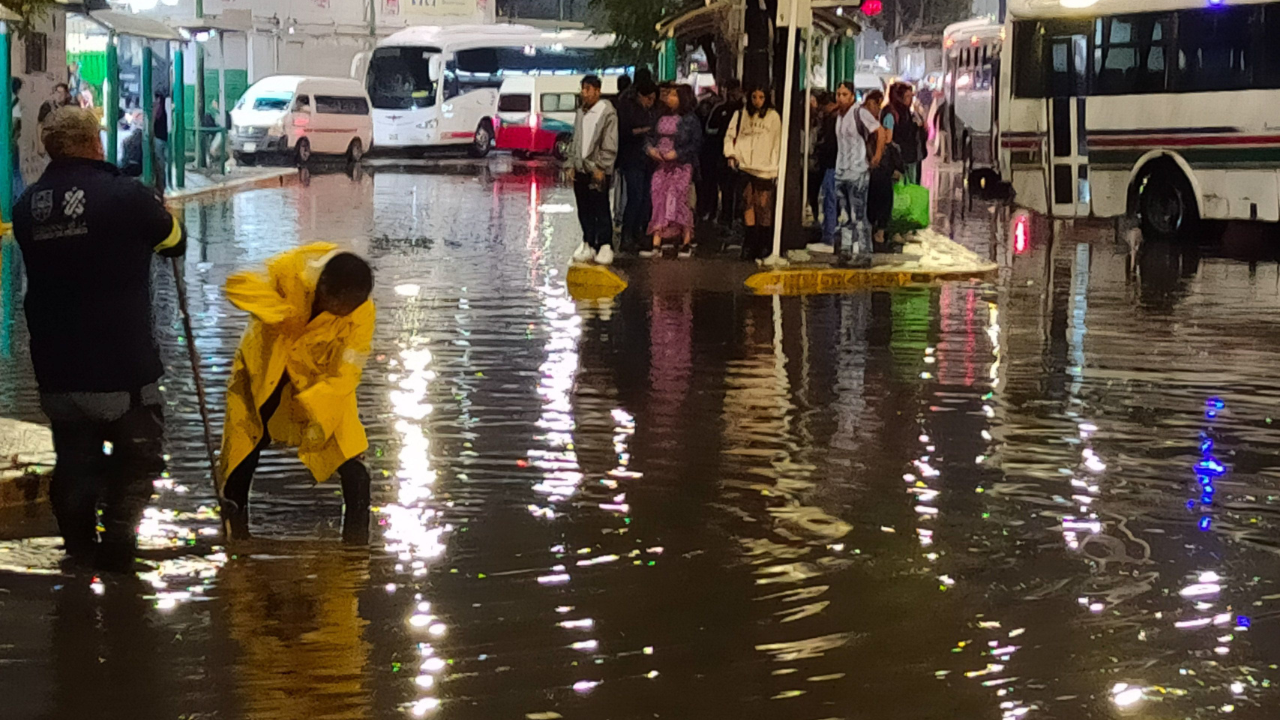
[1,167,1280,718]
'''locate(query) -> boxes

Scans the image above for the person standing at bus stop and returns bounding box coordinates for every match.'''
[833,83,880,268]
[616,79,656,253]
[568,75,619,266]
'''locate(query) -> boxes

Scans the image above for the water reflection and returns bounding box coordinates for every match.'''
[1,166,1280,718]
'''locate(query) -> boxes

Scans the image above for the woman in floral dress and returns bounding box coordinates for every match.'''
[643,83,702,258]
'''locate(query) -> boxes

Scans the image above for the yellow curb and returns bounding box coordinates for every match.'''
[566,263,628,300]
[744,264,998,295]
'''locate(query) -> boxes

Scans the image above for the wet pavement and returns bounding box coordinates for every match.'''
[3,159,1280,719]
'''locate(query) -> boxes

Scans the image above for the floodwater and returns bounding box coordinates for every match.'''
[3,159,1280,720]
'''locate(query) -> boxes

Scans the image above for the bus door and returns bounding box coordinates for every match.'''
[1046,31,1090,217]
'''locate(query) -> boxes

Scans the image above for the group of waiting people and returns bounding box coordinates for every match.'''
[810,81,927,265]
[567,71,785,265]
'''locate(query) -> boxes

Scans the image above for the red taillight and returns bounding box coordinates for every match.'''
[528,113,538,129]
[1013,214,1030,255]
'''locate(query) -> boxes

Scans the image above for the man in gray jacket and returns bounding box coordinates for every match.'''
[567,75,618,265]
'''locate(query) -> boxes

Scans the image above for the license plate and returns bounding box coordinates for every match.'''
[388,134,398,141]
[243,142,256,153]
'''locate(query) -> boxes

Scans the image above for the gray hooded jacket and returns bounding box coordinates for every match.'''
[568,99,618,176]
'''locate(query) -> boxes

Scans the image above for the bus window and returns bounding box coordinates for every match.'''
[368,47,437,110]
[1174,7,1255,92]
[1013,21,1047,97]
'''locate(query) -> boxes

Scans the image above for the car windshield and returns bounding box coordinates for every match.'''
[250,93,293,111]
[368,47,438,110]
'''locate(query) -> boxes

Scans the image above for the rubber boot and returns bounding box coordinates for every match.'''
[740,226,756,260]
[340,461,372,545]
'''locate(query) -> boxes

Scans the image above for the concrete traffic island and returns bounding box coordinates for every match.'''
[745,228,998,295]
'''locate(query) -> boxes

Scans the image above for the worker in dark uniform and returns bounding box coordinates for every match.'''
[13,106,187,572]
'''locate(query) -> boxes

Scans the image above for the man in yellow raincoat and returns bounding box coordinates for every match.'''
[218,242,375,539]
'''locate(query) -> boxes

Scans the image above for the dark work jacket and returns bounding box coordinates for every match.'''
[615,94,655,170]
[14,158,187,392]
[704,99,742,159]
[816,111,838,171]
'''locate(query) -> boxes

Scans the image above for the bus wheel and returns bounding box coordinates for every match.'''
[295,138,312,165]
[1138,165,1197,239]
[553,134,572,162]
[468,121,493,158]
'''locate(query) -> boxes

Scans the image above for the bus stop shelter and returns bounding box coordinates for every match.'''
[83,10,183,188]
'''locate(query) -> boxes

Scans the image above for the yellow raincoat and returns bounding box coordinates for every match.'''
[218,242,376,490]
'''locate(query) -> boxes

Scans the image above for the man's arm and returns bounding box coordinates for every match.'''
[128,180,187,258]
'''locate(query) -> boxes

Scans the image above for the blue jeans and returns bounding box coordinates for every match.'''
[836,173,871,258]
[820,168,838,243]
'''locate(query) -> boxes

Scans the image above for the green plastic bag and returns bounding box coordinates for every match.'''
[889,181,930,235]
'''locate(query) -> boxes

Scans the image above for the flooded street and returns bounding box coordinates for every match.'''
[4,159,1280,719]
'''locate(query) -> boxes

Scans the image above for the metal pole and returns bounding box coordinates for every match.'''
[0,22,11,360]
[765,0,801,265]
[173,46,185,189]
[801,29,811,235]
[0,20,13,224]
[217,32,226,138]
[827,37,837,92]
[195,41,205,169]
[142,45,154,186]
[106,33,119,166]
[170,256,222,497]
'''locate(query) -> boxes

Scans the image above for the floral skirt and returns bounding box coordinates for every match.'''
[648,163,694,239]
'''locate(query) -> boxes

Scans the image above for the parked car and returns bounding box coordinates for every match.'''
[230,75,373,164]
[494,74,618,160]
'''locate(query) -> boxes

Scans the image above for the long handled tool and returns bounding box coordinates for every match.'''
[170,256,222,497]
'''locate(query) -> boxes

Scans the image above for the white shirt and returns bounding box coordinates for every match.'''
[579,100,605,159]
[835,105,880,181]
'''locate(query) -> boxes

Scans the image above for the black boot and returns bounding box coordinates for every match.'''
[339,461,372,545]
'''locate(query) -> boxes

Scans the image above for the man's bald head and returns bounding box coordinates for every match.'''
[42,106,103,161]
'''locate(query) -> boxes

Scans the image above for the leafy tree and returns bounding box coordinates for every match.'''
[871,0,972,42]
[1,0,73,36]
[588,0,686,65]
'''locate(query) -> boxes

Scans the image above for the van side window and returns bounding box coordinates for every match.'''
[315,95,371,115]
[293,94,311,112]
[540,93,579,113]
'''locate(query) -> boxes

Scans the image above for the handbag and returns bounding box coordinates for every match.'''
[888,180,930,234]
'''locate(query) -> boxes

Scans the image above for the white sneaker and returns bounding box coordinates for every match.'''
[594,245,614,266]
[572,242,595,264]
[806,242,835,254]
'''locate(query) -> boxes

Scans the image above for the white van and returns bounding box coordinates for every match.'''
[230,76,373,164]
[494,74,619,160]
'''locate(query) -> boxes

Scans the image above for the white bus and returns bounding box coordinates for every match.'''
[357,25,615,157]
[941,18,1004,172]
[1000,0,1280,236]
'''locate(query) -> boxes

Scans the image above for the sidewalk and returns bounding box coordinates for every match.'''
[744,228,999,295]
[165,166,300,206]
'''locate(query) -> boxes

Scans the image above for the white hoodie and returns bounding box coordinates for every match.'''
[724,108,781,180]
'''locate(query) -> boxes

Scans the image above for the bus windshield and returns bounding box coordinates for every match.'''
[368,47,438,110]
